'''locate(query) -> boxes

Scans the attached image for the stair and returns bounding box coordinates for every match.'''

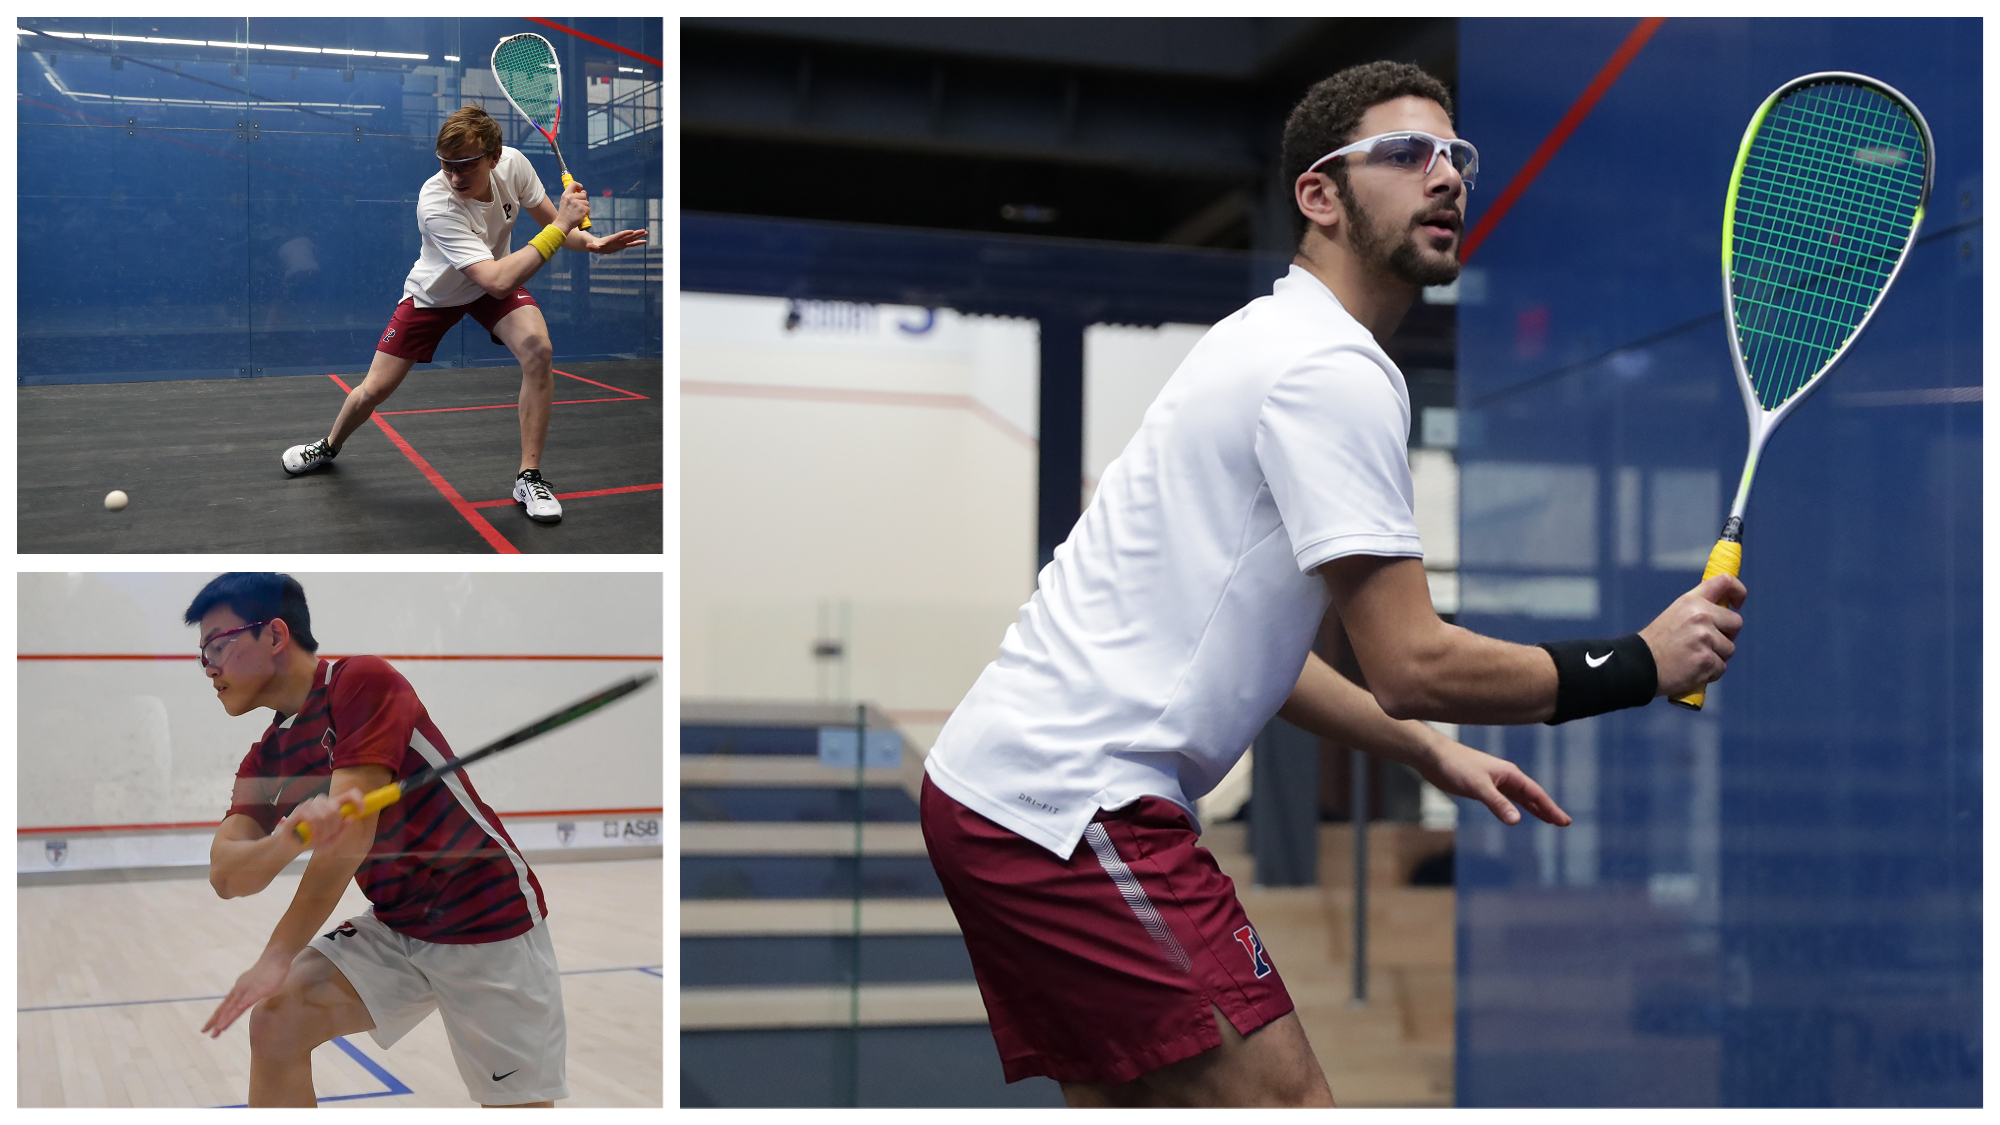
[677,700,1061,1108]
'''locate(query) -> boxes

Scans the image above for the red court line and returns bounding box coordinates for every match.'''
[20,654,662,661]
[468,483,664,509]
[556,369,651,399]
[381,397,637,416]
[1459,17,1667,264]
[327,373,520,554]
[20,807,664,836]
[524,17,663,67]
[375,369,646,415]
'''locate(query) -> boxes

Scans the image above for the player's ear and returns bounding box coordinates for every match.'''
[1295,171,1343,240]
[265,617,293,652]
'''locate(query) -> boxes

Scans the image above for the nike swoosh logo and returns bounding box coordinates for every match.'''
[492,1069,519,1081]
[1586,652,1612,668]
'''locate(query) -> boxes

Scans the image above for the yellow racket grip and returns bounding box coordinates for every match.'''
[561,171,591,230]
[292,781,403,845]
[1669,537,1744,711]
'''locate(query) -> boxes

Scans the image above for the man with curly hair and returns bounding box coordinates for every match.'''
[920,61,1747,1106]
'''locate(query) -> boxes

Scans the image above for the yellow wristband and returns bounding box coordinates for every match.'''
[529,224,566,262]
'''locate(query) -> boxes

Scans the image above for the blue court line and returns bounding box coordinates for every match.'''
[20,966,661,1013]
[214,1036,412,1107]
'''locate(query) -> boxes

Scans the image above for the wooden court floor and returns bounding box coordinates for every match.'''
[19,858,662,1107]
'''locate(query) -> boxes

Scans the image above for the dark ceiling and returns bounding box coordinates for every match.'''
[682,18,1457,252]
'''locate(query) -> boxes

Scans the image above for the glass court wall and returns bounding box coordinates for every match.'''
[18,17,662,385]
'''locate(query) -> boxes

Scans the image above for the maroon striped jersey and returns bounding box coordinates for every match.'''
[226,656,548,944]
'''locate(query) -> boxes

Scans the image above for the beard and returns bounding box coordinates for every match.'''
[1345,192,1462,288]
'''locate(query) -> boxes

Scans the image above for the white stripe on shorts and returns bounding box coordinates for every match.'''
[1084,822,1193,975]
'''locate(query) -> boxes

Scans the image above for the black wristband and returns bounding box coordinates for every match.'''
[1537,634,1657,725]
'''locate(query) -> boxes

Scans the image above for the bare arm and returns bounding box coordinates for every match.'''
[1280,650,1570,825]
[1320,555,1556,723]
[260,764,393,961]
[201,764,395,1038]
[458,183,591,299]
[209,812,306,899]
[1321,555,1746,724]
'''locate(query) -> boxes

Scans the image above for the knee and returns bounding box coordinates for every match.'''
[518,334,553,370]
[354,379,394,409]
[247,989,323,1059]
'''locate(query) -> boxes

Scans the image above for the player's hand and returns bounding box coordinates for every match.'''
[283,787,364,850]
[1639,573,1746,698]
[1415,732,1571,826]
[556,180,591,231]
[586,228,650,254]
[202,948,293,1038]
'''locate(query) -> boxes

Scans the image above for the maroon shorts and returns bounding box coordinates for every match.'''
[375,288,539,363]
[920,774,1293,1086]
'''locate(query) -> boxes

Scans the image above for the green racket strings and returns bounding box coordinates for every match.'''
[1729,81,1927,411]
[493,35,562,129]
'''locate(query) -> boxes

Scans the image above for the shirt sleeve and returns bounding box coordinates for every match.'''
[1254,344,1425,573]
[511,149,548,211]
[327,657,421,774]
[419,198,496,273]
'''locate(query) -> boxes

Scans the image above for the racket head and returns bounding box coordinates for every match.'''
[1721,72,1934,436]
[491,32,564,140]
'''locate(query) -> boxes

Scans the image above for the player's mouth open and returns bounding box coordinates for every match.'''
[1418,213,1460,239]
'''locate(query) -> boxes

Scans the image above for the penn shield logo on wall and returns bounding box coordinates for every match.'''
[44,840,67,867]
[557,822,575,846]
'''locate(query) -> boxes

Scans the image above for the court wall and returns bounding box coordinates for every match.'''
[1453,17,1980,1107]
[18,572,664,842]
[17,17,663,385]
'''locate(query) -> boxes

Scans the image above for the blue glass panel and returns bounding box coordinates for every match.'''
[1457,17,1979,1108]
[19,16,661,385]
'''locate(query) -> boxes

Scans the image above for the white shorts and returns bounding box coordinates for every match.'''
[309,911,568,1105]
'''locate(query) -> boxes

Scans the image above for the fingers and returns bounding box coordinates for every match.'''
[202,989,245,1038]
[1697,572,1748,610]
[1472,779,1520,825]
[1497,769,1571,827]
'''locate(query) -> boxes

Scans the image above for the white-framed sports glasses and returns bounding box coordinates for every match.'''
[1308,131,1479,189]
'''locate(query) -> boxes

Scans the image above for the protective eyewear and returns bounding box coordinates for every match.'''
[199,620,267,670]
[1308,131,1478,190]
[437,150,497,171]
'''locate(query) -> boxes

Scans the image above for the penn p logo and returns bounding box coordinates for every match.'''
[382,327,396,340]
[1232,924,1273,979]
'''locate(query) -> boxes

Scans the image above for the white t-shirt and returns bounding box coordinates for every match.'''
[402,147,548,308]
[924,265,1424,859]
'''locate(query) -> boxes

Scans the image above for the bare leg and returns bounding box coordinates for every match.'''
[1060,1006,1335,1108]
[490,305,554,473]
[326,350,417,453]
[246,949,376,1108]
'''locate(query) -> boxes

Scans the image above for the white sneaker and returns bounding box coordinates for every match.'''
[282,438,336,475]
[513,469,562,523]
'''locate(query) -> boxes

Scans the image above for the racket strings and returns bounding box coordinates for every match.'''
[493,35,562,129]
[1729,81,1927,409]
